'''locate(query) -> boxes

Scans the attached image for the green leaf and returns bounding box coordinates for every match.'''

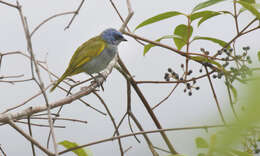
[59,140,88,156]
[241,0,255,3]
[237,1,260,19]
[197,12,222,26]
[229,83,238,104]
[195,137,209,148]
[258,51,260,62]
[143,35,180,55]
[192,0,227,12]
[135,11,183,31]
[231,149,253,156]
[173,24,193,50]
[198,153,206,156]
[239,3,260,15]
[191,10,220,21]
[192,36,231,49]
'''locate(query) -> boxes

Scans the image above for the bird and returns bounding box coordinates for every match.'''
[50,28,127,92]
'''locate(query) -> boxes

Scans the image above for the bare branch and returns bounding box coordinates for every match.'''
[1,83,53,114]
[0,144,7,156]
[64,0,86,30]
[93,91,124,156]
[205,66,226,124]
[8,118,55,156]
[31,11,75,37]
[152,83,179,110]
[59,124,226,155]
[27,117,36,156]
[0,0,18,8]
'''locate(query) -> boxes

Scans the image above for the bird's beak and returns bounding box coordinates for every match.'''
[122,37,127,41]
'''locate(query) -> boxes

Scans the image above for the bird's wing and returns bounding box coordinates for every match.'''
[50,36,106,92]
[65,36,106,76]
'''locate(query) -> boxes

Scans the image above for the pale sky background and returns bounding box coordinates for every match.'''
[0,0,260,156]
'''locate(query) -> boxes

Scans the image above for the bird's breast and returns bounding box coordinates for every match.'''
[82,44,117,74]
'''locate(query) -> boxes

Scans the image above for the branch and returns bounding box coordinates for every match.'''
[8,119,55,156]
[16,2,58,153]
[205,66,226,124]
[64,0,86,30]
[0,0,18,8]
[31,11,75,37]
[59,124,226,155]
[117,57,178,154]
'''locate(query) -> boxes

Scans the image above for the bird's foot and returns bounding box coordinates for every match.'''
[97,72,107,81]
[90,76,104,91]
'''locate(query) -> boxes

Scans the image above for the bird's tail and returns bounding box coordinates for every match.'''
[50,73,67,92]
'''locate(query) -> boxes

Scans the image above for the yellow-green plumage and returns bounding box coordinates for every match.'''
[50,36,106,92]
[50,28,127,92]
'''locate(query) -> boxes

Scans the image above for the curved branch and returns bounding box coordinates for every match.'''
[30,11,75,37]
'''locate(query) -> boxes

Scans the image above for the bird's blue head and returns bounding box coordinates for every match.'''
[101,28,127,45]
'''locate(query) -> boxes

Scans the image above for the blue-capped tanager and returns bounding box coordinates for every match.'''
[50,28,127,92]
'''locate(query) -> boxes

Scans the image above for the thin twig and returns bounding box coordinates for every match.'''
[0,0,18,8]
[27,116,36,156]
[30,117,88,124]
[204,66,226,125]
[137,71,214,84]
[31,11,75,37]
[152,83,179,110]
[8,118,55,156]
[16,2,59,154]
[15,120,65,128]
[233,0,239,34]
[93,92,124,156]
[117,57,178,154]
[59,124,226,155]
[64,0,86,30]
[153,146,171,154]
[0,145,7,156]
[2,83,53,114]
[119,0,134,32]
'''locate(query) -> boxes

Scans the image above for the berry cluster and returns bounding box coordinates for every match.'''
[164,64,200,96]
[213,46,253,82]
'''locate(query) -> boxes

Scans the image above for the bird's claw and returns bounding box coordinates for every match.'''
[91,75,105,91]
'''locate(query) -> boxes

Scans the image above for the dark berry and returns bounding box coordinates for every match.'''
[168,68,172,73]
[181,64,184,68]
[217,50,222,55]
[195,87,200,90]
[186,83,191,89]
[188,70,193,75]
[213,75,217,79]
[188,91,192,96]
[199,69,203,73]
[200,48,205,52]
[175,74,179,80]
